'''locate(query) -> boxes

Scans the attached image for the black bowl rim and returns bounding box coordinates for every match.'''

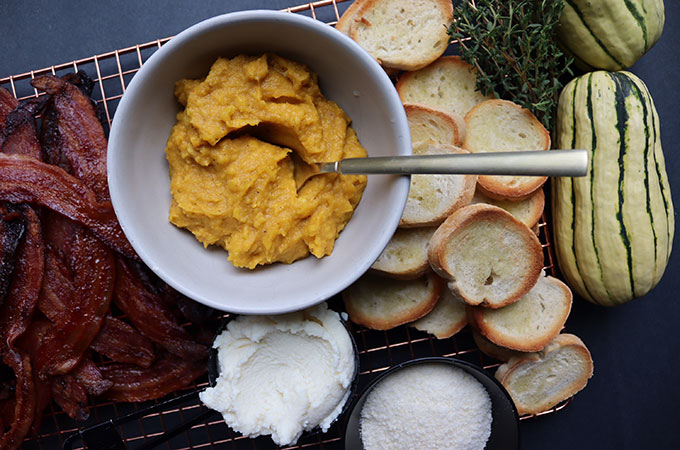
[342,356,520,450]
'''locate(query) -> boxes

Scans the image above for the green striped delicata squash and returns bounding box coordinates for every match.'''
[552,71,674,307]
[557,0,665,71]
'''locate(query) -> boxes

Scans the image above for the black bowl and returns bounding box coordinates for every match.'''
[343,357,520,450]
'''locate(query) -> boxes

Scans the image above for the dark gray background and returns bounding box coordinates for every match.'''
[1,1,679,449]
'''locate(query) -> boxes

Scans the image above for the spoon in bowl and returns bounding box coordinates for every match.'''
[294,148,589,191]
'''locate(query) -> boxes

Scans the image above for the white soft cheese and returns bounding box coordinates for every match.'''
[199,302,355,446]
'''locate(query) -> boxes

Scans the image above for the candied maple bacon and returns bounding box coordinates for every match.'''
[165,53,368,269]
[0,75,218,449]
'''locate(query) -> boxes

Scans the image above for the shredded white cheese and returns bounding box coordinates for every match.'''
[360,363,492,450]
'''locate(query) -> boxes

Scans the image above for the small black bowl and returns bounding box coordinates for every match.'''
[343,357,520,450]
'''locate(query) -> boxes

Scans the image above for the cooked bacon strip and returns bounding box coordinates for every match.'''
[32,74,109,202]
[1,98,44,160]
[37,246,73,323]
[34,225,114,378]
[0,88,17,146]
[114,259,209,361]
[98,356,205,403]
[125,260,217,328]
[71,357,113,397]
[37,211,88,323]
[90,316,156,368]
[0,350,35,450]
[40,100,72,172]
[14,319,52,435]
[51,373,89,421]
[0,205,24,304]
[0,205,43,348]
[0,153,136,259]
[0,397,14,431]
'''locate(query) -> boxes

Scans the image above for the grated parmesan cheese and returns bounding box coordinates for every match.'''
[360,363,492,450]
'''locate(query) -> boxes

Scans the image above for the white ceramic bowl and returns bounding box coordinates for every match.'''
[108,10,410,314]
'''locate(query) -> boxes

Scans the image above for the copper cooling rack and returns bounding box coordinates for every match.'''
[1,1,569,449]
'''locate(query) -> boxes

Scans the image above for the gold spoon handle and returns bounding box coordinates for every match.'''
[323,149,589,177]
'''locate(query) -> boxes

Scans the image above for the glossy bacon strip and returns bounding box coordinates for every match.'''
[0,205,24,304]
[114,259,209,361]
[0,350,35,450]
[51,373,89,421]
[34,225,115,378]
[0,205,43,349]
[14,319,52,435]
[0,153,136,259]
[1,98,44,160]
[0,87,18,147]
[90,316,156,368]
[98,356,205,403]
[71,357,113,397]
[37,245,73,323]
[32,74,109,202]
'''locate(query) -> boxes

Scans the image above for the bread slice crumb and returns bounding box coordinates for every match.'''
[343,271,443,330]
[397,56,493,120]
[468,274,572,352]
[347,0,453,71]
[495,333,594,415]
[400,142,476,227]
[463,99,550,199]
[428,203,543,308]
[411,286,467,339]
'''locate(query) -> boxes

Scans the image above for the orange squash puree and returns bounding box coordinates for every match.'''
[165,54,367,269]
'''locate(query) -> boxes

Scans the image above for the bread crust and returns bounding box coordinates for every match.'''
[369,226,437,280]
[427,203,543,308]
[471,329,527,362]
[411,287,468,339]
[347,0,452,71]
[343,271,443,330]
[369,262,428,280]
[463,99,550,199]
[467,275,573,352]
[495,333,594,415]
[470,187,545,229]
[404,103,466,147]
[335,0,365,34]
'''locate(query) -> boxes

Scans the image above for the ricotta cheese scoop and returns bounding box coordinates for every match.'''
[199,302,355,446]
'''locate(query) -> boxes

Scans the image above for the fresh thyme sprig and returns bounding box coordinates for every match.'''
[448,0,572,132]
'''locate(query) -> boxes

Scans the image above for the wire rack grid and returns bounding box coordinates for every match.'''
[1,1,569,449]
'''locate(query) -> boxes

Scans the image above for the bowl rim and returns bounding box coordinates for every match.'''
[107,9,411,314]
[342,356,520,450]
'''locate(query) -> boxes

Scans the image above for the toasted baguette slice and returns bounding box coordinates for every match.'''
[396,56,493,120]
[411,286,467,339]
[428,203,543,308]
[347,0,452,71]
[343,271,443,330]
[336,0,401,77]
[400,143,476,228]
[405,103,465,147]
[463,99,550,199]
[468,274,572,352]
[495,333,594,415]
[472,329,528,362]
[335,0,365,33]
[470,188,545,229]
[370,226,437,279]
